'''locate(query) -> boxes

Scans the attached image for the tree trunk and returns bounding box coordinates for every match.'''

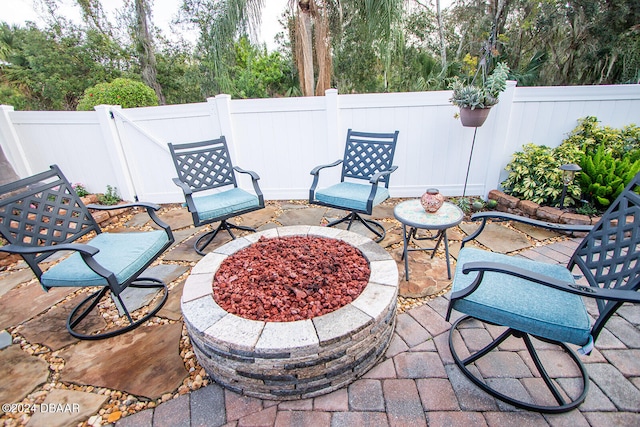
[295,4,315,96]
[314,4,332,96]
[134,0,165,104]
[436,0,447,69]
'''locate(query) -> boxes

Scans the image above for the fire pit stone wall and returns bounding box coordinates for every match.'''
[181,226,399,400]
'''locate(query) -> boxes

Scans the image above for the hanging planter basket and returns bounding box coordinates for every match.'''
[459,107,492,127]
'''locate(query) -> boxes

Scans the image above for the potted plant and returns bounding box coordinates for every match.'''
[450,62,510,127]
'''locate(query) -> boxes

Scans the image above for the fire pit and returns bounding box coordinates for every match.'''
[181,226,398,400]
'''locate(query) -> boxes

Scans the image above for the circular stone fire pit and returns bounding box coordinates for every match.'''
[181,226,398,400]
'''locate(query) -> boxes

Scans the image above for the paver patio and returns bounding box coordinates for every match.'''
[0,200,638,426]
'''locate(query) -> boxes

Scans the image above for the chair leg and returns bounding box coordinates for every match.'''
[449,315,589,413]
[326,212,386,243]
[195,220,257,255]
[67,278,168,340]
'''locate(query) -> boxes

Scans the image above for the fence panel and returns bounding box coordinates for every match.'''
[230,97,330,200]
[1,84,639,204]
[112,102,219,203]
[7,111,118,193]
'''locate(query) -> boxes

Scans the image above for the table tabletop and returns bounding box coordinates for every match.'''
[394,199,464,229]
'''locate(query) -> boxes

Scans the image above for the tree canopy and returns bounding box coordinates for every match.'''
[1,0,638,110]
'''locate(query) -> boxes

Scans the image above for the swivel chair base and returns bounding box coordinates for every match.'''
[195,220,256,255]
[449,315,589,413]
[68,278,168,340]
[326,212,386,242]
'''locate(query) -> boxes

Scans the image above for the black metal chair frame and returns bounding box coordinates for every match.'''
[446,172,640,413]
[168,137,265,255]
[0,165,174,340]
[309,129,399,242]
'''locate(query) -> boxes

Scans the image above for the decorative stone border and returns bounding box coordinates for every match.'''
[181,226,399,400]
[488,190,601,225]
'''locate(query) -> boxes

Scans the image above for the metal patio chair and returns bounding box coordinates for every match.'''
[0,165,174,340]
[168,137,264,255]
[446,172,640,413]
[309,129,399,242]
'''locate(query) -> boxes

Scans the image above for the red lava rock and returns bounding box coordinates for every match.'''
[212,236,371,322]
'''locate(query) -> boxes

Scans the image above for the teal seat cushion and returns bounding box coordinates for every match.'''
[451,247,591,346]
[315,182,389,212]
[41,230,170,288]
[193,188,259,222]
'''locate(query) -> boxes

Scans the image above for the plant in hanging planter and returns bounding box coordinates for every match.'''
[450,62,510,127]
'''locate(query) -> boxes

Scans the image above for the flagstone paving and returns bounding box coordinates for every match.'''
[58,322,186,399]
[0,345,49,410]
[0,199,638,426]
[458,222,533,253]
[25,389,108,427]
[16,293,107,351]
[0,283,72,330]
[0,270,35,298]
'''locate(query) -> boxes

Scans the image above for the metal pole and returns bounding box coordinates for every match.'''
[462,127,478,198]
[559,184,568,209]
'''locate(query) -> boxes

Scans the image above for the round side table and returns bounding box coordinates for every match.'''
[394,199,464,281]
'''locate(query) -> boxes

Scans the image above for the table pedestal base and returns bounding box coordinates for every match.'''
[401,225,452,281]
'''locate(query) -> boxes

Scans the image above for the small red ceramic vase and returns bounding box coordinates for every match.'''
[420,188,444,213]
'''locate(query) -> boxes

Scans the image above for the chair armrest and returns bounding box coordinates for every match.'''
[0,242,113,284]
[451,261,640,304]
[309,160,343,202]
[233,166,260,181]
[310,160,342,176]
[462,211,593,247]
[369,166,398,184]
[171,178,193,196]
[234,166,264,204]
[0,242,99,257]
[361,166,398,212]
[87,202,161,211]
[171,178,198,213]
[88,203,174,244]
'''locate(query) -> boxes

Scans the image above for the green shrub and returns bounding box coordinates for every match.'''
[578,144,640,208]
[564,116,640,161]
[502,117,640,209]
[501,143,582,206]
[76,78,158,111]
[562,117,640,209]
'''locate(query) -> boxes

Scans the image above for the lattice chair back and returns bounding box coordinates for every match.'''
[341,130,399,188]
[0,165,99,277]
[168,137,238,193]
[570,173,640,341]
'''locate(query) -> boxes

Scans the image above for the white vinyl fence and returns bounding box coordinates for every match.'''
[1,83,639,204]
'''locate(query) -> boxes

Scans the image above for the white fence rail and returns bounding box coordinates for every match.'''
[2,83,640,204]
